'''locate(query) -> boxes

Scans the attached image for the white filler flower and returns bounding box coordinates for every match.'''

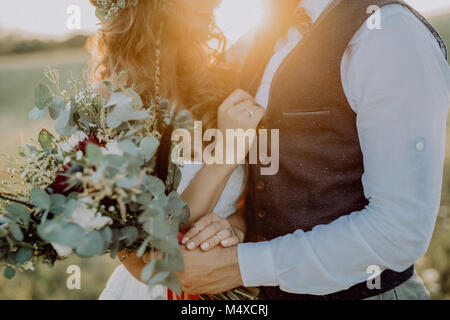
[51,198,113,258]
[51,243,73,258]
[59,131,88,153]
[68,197,113,232]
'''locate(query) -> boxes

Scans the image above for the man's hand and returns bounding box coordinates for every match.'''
[178,245,244,295]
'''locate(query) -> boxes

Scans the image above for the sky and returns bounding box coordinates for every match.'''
[0,0,449,42]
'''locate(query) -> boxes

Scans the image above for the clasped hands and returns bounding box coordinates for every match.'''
[120,213,244,295]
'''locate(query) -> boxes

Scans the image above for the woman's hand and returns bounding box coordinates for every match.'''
[217,89,265,134]
[119,250,162,284]
[217,89,265,166]
[181,213,244,252]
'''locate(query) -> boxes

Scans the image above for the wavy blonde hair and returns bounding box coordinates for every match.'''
[87,0,236,128]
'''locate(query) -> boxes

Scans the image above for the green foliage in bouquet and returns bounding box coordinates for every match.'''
[0,67,192,295]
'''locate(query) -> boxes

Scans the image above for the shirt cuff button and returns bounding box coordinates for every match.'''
[416,141,425,151]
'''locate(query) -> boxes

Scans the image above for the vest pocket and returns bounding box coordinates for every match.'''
[281,110,331,131]
[282,110,331,117]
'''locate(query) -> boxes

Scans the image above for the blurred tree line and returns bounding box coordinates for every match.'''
[0,34,89,56]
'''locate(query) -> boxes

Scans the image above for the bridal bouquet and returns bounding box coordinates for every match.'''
[0,68,191,295]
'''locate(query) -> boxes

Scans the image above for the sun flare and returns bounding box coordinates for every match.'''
[215,0,264,44]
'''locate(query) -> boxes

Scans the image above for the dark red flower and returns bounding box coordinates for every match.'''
[50,166,70,195]
[50,133,103,195]
[75,133,105,154]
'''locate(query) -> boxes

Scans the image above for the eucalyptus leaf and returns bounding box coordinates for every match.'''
[92,163,106,185]
[124,87,143,109]
[110,228,121,259]
[106,94,149,129]
[54,109,71,129]
[5,203,30,228]
[48,96,65,120]
[117,176,138,188]
[50,194,66,214]
[38,221,84,248]
[76,231,104,257]
[118,140,139,155]
[101,227,113,251]
[120,226,138,247]
[149,271,170,288]
[9,223,23,241]
[35,83,52,110]
[31,188,51,210]
[141,214,171,237]
[142,175,165,196]
[104,154,128,170]
[172,166,182,190]
[3,266,16,279]
[136,237,150,258]
[140,136,160,161]
[148,196,169,217]
[54,106,77,136]
[163,272,182,296]
[105,92,128,108]
[16,247,34,263]
[64,198,78,219]
[86,143,103,166]
[164,250,185,273]
[141,260,156,283]
[55,123,77,137]
[150,236,179,256]
[0,216,12,224]
[139,207,160,220]
[166,192,188,218]
[29,106,47,120]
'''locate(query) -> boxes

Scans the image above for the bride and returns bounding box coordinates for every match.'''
[86,0,264,299]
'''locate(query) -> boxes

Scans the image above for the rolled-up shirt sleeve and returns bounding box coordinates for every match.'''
[237,5,450,294]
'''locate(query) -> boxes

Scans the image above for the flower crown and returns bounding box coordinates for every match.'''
[94,0,139,23]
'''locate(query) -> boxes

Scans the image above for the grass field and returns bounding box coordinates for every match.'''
[430,12,450,52]
[0,13,449,299]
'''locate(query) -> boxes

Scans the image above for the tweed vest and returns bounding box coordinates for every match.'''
[241,0,447,300]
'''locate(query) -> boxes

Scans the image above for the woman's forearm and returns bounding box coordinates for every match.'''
[181,163,237,226]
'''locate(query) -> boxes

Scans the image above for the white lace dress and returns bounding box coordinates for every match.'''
[99,163,247,300]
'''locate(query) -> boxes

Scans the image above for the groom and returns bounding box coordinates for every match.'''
[179,0,450,299]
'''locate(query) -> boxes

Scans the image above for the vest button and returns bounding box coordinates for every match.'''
[256,235,267,242]
[257,210,267,220]
[256,180,265,192]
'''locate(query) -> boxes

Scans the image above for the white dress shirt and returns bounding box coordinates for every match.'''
[237,0,450,295]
